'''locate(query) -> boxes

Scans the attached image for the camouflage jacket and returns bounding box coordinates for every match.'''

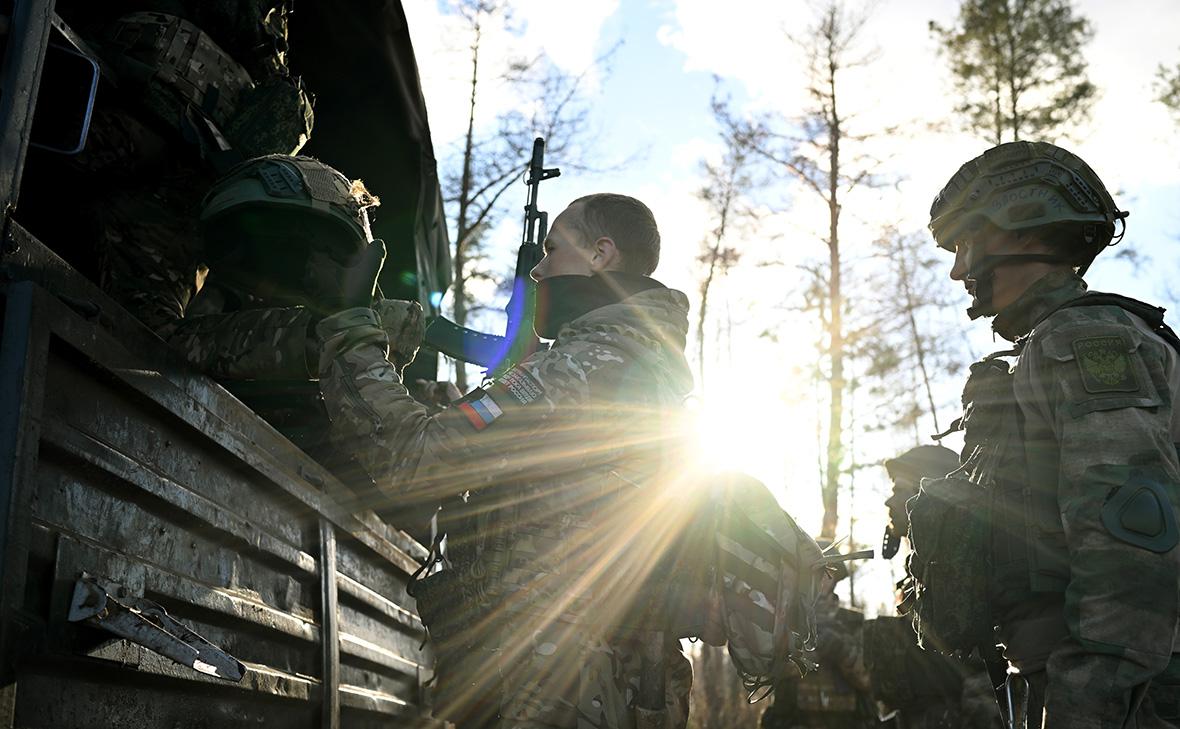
[316,285,696,729]
[762,596,875,729]
[863,616,1001,729]
[977,271,1180,728]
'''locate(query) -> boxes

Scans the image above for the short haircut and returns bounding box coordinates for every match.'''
[570,193,660,275]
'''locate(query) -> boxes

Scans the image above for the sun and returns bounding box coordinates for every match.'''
[689,358,825,535]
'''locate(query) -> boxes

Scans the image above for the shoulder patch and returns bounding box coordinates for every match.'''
[494,366,545,406]
[456,389,503,431]
[451,367,548,433]
[1072,335,1140,394]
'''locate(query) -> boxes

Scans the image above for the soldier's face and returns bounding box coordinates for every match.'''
[885,478,917,534]
[531,204,596,281]
[949,224,1058,315]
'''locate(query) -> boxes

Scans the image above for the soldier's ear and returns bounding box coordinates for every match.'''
[589,236,621,273]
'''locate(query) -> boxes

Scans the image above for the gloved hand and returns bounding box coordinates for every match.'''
[409,379,462,409]
[304,239,387,315]
[373,299,424,371]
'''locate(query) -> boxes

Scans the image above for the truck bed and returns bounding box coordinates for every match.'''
[0,223,437,728]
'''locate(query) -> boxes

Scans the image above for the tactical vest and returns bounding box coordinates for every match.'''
[905,292,1180,649]
[984,294,1180,603]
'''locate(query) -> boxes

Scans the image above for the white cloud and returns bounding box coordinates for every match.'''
[403,0,621,147]
[509,0,622,72]
[657,0,1180,207]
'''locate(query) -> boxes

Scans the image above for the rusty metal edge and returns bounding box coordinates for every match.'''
[320,520,340,729]
[0,0,55,215]
[0,282,50,706]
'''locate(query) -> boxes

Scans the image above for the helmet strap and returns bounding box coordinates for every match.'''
[965,252,1073,319]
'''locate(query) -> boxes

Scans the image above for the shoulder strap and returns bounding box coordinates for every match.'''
[1057,293,1180,356]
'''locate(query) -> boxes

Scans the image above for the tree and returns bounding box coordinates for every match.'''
[931,0,1097,145]
[694,100,760,386]
[866,228,964,437]
[1157,55,1180,120]
[441,0,603,389]
[720,1,888,539]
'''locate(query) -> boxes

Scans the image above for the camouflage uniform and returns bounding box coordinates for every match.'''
[81,128,319,379]
[315,282,696,729]
[761,594,876,729]
[877,447,1003,729]
[46,6,316,379]
[863,616,1000,729]
[923,142,1180,728]
[969,271,1180,728]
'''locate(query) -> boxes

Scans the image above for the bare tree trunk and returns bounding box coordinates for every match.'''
[694,137,741,388]
[451,17,482,391]
[696,198,732,387]
[896,239,941,434]
[847,383,857,606]
[1003,0,1022,141]
[821,16,844,541]
[991,60,1004,145]
[697,255,718,387]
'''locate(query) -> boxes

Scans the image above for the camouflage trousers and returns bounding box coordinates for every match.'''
[433,619,692,729]
[1021,671,1180,729]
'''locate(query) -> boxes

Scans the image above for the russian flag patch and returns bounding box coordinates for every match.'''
[457,390,504,431]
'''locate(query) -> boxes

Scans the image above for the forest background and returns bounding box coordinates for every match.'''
[402,0,1180,720]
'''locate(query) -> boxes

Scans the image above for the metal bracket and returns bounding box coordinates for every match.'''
[67,573,245,682]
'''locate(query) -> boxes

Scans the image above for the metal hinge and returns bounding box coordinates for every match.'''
[68,573,245,682]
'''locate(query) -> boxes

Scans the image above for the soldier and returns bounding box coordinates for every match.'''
[18,7,315,379]
[920,141,1180,727]
[312,193,696,729]
[880,446,960,561]
[871,446,1002,729]
[761,546,877,729]
[183,153,382,380]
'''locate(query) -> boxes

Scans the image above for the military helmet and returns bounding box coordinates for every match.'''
[928,141,1127,272]
[883,445,960,485]
[200,154,378,260]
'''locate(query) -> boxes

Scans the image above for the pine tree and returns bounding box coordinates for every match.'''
[1157,55,1180,120]
[931,0,1096,144]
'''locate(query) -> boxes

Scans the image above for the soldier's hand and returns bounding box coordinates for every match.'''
[409,379,462,408]
[373,298,424,370]
[304,239,387,314]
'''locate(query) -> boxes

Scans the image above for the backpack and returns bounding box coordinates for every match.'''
[664,472,829,699]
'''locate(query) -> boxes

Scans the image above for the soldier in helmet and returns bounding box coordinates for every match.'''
[880,446,960,561]
[921,141,1180,727]
[870,445,1002,729]
[17,6,315,380]
[761,541,878,729]
[180,154,389,380]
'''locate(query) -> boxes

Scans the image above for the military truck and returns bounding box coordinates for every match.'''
[0,1,450,726]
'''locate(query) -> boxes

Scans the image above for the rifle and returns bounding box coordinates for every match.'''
[423,137,561,377]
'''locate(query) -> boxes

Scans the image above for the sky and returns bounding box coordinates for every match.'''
[402,0,1180,612]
